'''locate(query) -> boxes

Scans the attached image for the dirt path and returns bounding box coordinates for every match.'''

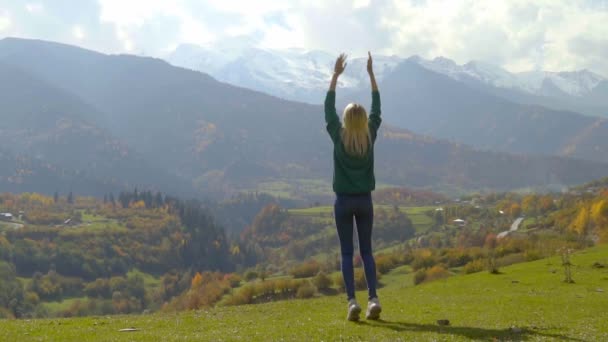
[497,217,524,239]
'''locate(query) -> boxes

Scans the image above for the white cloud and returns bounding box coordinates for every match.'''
[3,0,606,75]
[381,0,608,74]
[25,3,44,13]
[0,11,11,32]
[72,25,85,40]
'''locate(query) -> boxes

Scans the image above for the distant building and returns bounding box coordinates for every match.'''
[453,218,466,227]
[0,213,13,221]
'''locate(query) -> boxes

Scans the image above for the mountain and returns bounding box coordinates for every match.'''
[165,43,608,118]
[0,148,124,195]
[166,44,402,104]
[345,60,608,164]
[0,60,191,196]
[412,57,608,117]
[1,37,608,197]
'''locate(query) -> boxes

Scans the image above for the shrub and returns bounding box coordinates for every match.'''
[524,249,542,262]
[354,269,367,290]
[413,269,427,285]
[296,281,317,299]
[225,273,242,288]
[224,285,255,306]
[244,271,258,282]
[463,259,485,274]
[376,254,399,274]
[496,253,526,267]
[425,265,449,282]
[333,273,345,292]
[411,249,438,271]
[312,272,333,290]
[289,260,321,279]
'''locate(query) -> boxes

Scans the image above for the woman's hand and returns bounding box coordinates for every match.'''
[367,51,378,91]
[334,53,347,76]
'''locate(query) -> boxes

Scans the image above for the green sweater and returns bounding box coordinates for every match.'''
[325,90,382,194]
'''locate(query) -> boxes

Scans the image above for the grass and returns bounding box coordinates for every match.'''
[2,245,607,341]
[289,205,435,234]
[42,297,88,314]
[127,269,162,290]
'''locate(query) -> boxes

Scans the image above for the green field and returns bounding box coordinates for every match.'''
[289,205,435,234]
[2,245,607,341]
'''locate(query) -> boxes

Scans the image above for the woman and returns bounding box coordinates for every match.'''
[325,52,381,321]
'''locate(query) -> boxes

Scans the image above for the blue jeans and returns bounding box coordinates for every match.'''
[334,193,377,301]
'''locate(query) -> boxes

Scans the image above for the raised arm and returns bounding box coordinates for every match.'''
[367,51,382,142]
[367,51,378,92]
[325,53,347,144]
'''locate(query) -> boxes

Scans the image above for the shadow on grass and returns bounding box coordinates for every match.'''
[359,320,584,341]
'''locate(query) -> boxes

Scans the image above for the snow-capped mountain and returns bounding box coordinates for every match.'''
[165,44,606,109]
[165,44,402,103]
[415,56,605,98]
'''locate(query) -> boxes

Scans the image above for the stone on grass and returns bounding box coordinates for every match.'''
[436,319,450,326]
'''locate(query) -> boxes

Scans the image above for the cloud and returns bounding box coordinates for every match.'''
[0,11,12,32]
[1,0,607,75]
[25,3,44,13]
[381,0,608,75]
[72,25,85,40]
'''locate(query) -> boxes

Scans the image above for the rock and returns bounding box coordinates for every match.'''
[511,326,522,334]
[596,288,604,293]
[436,319,450,326]
[118,328,139,332]
[511,280,519,283]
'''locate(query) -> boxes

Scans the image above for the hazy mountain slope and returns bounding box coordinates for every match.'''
[1,37,607,195]
[0,149,123,195]
[0,62,190,195]
[347,60,608,163]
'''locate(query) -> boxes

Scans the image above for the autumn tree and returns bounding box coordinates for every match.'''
[570,207,590,237]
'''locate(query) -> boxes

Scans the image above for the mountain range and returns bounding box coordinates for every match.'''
[1,37,607,199]
[165,43,608,117]
[166,43,608,165]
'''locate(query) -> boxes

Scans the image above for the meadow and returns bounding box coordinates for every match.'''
[2,245,607,341]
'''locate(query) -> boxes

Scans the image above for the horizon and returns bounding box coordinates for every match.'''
[2,35,606,78]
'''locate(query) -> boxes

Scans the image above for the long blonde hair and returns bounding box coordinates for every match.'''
[341,103,371,157]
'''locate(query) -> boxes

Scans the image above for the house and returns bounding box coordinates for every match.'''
[0,213,13,221]
[453,218,466,227]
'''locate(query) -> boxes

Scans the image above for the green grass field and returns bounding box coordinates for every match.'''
[289,205,435,234]
[2,245,607,341]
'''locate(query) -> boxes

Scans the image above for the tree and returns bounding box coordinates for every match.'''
[522,194,538,220]
[53,191,59,204]
[570,207,590,236]
[0,261,25,317]
[67,192,74,205]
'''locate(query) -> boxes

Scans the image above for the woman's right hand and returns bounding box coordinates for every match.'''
[334,53,347,76]
[367,51,374,75]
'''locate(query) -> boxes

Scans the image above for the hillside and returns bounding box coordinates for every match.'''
[168,44,608,164]
[166,44,608,118]
[1,37,608,197]
[0,62,191,196]
[347,60,608,164]
[1,245,606,341]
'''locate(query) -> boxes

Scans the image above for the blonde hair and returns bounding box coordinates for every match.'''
[341,103,371,157]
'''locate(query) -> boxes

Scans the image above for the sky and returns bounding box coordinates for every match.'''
[0,0,607,76]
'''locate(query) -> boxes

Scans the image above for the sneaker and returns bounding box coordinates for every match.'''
[346,299,361,321]
[366,297,382,320]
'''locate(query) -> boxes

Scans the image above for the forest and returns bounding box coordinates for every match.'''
[1,179,607,318]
